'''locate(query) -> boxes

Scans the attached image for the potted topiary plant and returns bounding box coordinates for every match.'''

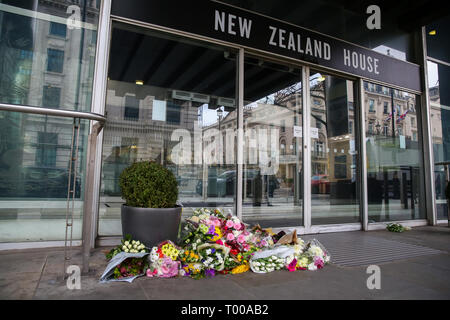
[119,161,181,247]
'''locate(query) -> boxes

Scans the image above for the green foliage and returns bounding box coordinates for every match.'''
[119,161,178,208]
[386,223,406,233]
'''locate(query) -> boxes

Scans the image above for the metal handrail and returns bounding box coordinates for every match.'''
[435,161,450,166]
[0,103,106,122]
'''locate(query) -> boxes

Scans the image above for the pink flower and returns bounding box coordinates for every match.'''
[314,256,324,269]
[159,257,180,278]
[288,258,297,272]
[213,219,222,227]
[237,234,246,244]
[146,269,157,277]
[234,222,242,230]
[226,233,235,241]
[226,220,234,228]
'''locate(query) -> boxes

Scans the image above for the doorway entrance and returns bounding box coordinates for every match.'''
[97,21,363,236]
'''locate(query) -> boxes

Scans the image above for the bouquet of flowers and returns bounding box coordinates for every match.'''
[100,235,150,283]
[250,255,285,273]
[180,220,222,249]
[147,240,181,278]
[178,249,201,264]
[248,225,275,249]
[113,258,148,280]
[198,243,230,272]
[180,263,204,279]
[192,207,226,220]
[105,235,148,260]
[288,239,331,271]
[222,247,256,274]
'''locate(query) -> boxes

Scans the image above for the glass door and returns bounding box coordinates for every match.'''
[309,71,361,225]
[364,81,425,222]
[98,22,238,236]
[241,56,303,228]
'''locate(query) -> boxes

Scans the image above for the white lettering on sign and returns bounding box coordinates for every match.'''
[343,49,379,75]
[215,10,252,39]
[268,26,331,61]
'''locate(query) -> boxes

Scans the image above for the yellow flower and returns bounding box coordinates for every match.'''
[231,264,249,274]
[211,227,223,242]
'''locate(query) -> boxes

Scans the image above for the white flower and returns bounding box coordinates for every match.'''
[124,241,130,246]
[122,246,127,251]
[308,263,317,271]
[140,250,145,253]
[206,249,211,255]
[132,240,136,244]
[285,255,294,265]
[308,245,323,257]
[124,249,129,253]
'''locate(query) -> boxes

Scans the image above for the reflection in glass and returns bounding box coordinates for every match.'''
[310,72,360,225]
[428,61,450,219]
[364,81,424,222]
[426,15,450,63]
[0,0,100,111]
[98,23,237,236]
[0,111,88,242]
[241,57,303,228]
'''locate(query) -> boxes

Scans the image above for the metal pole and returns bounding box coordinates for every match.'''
[82,121,103,274]
[418,26,437,226]
[358,79,369,231]
[302,66,311,231]
[236,48,244,219]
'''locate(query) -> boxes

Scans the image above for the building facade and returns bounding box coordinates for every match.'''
[0,0,448,249]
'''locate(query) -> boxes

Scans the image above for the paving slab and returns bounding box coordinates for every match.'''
[0,226,449,300]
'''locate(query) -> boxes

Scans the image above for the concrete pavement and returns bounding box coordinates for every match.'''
[0,225,449,300]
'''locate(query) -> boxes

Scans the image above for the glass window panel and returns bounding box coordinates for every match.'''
[49,22,67,38]
[98,23,237,236]
[0,111,88,242]
[310,72,360,225]
[428,61,450,220]
[42,86,61,108]
[241,56,303,228]
[364,81,425,222]
[0,0,100,111]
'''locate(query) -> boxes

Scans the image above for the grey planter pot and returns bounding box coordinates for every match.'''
[121,205,182,248]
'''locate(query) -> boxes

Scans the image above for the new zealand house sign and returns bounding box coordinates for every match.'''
[111,0,422,92]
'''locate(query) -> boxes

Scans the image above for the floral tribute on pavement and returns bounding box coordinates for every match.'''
[102,208,331,282]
